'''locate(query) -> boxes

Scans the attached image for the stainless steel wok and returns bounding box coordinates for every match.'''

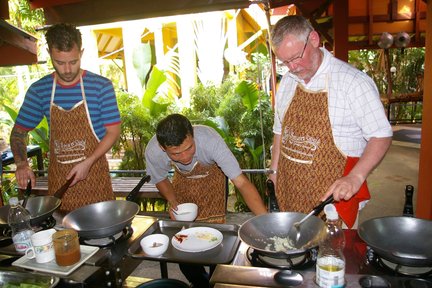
[238,212,326,256]
[0,196,61,227]
[62,175,150,239]
[358,216,432,267]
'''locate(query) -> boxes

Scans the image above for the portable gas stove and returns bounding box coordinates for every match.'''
[0,214,157,287]
[211,230,432,287]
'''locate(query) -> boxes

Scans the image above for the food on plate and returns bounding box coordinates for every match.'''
[195,231,219,242]
[265,236,295,251]
[174,234,188,243]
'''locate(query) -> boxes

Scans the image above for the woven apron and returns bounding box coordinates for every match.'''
[172,162,226,223]
[48,75,114,212]
[276,84,370,227]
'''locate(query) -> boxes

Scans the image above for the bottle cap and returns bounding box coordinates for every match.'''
[324,204,339,220]
[9,197,19,206]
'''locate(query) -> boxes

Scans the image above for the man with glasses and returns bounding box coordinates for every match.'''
[268,15,392,228]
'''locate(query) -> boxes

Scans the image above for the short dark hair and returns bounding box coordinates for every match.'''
[45,23,82,52]
[156,114,194,148]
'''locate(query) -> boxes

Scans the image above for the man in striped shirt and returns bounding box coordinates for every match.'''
[10,23,121,211]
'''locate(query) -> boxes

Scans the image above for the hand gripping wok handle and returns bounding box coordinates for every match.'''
[312,195,334,216]
[126,175,151,202]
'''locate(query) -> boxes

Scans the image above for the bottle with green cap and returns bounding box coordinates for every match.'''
[315,203,346,288]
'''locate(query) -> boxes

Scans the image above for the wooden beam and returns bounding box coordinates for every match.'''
[333,0,349,62]
[43,0,250,26]
[416,0,432,219]
[368,0,374,45]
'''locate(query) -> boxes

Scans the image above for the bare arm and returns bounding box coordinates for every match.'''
[268,134,281,185]
[10,126,36,189]
[232,174,267,215]
[322,136,392,201]
[68,124,121,186]
[155,178,178,219]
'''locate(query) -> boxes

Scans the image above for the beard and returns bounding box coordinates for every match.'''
[54,67,81,84]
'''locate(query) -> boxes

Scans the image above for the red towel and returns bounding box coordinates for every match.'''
[334,156,370,228]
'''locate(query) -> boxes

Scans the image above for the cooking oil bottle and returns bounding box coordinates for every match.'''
[316,204,345,288]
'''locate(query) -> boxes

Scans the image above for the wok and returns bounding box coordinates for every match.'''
[238,212,326,256]
[0,177,71,228]
[62,175,150,239]
[0,196,61,228]
[358,216,432,267]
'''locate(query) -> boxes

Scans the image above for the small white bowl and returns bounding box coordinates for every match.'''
[140,234,169,256]
[173,203,198,221]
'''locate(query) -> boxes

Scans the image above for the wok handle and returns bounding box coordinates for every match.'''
[54,177,74,199]
[312,195,334,216]
[392,251,427,260]
[126,175,151,202]
[266,179,279,212]
[21,181,32,209]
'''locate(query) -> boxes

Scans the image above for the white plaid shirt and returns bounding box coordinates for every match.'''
[273,48,393,157]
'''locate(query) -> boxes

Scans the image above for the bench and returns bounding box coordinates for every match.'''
[32,176,164,200]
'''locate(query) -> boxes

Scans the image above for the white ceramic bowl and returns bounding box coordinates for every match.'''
[173,203,198,221]
[140,234,169,257]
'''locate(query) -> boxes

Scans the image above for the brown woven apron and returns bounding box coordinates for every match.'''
[48,75,114,212]
[172,162,226,223]
[276,84,346,214]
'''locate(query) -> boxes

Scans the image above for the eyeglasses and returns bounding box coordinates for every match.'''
[283,33,310,66]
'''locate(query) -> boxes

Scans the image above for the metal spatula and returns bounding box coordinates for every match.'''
[287,195,334,248]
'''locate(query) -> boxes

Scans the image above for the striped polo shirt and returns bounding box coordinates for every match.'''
[15,70,120,141]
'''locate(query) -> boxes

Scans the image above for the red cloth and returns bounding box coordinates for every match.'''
[334,156,370,228]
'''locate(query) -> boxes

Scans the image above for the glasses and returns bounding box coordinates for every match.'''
[283,33,310,66]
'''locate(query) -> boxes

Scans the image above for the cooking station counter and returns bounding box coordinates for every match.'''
[210,230,432,288]
[0,215,158,287]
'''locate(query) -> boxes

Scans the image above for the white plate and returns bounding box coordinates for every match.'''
[171,227,223,252]
[12,245,99,276]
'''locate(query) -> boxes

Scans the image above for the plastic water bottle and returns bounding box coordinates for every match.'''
[316,204,346,288]
[8,197,34,253]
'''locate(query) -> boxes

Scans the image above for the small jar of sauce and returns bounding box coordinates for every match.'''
[53,229,81,266]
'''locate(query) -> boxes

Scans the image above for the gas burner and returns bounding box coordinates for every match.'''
[81,225,134,247]
[35,216,57,230]
[246,247,317,270]
[367,247,432,278]
[0,227,11,237]
[0,216,57,237]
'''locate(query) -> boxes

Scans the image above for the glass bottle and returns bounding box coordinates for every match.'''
[8,197,34,252]
[316,204,345,288]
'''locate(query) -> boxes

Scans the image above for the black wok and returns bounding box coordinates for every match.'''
[62,175,150,239]
[0,196,61,228]
[238,212,326,256]
[358,216,432,267]
[0,177,71,228]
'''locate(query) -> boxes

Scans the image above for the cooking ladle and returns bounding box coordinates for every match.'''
[287,195,334,248]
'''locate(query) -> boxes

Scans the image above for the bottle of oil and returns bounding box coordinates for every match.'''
[316,204,345,288]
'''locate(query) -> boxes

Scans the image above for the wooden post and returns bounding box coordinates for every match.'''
[416,0,432,219]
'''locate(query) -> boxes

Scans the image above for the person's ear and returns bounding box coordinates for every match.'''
[80,49,84,58]
[309,31,321,48]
